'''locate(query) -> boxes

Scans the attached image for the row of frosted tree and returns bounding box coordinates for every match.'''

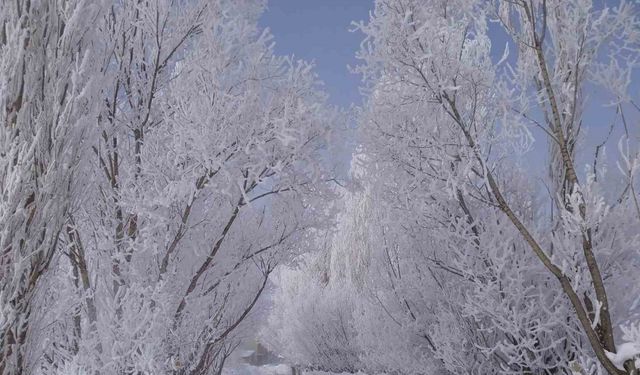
[265,0,640,374]
[0,0,340,374]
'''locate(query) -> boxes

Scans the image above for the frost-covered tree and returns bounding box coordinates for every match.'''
[1,1,337,374]
[351,0,640,374]
[264,170,371,373]
[0,1,103,373]
[269,0,640,374]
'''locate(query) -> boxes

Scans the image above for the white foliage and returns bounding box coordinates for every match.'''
[267,1,640,374]
[1,1,337,374]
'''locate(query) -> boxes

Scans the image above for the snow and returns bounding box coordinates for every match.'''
[605,342,640,370]
[223,364,293,375]
[223,364,373,375]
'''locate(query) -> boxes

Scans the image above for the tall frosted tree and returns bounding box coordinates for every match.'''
[353,0,640,373]
[267,1,640,375]
[1,1,337,374]
[0,1,103,373]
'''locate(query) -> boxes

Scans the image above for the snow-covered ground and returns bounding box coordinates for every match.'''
[223,363,294,375]
[222,363,370,375]
[222,341,367,375]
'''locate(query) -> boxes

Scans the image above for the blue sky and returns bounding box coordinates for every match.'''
[259,0,373,108]
[259,1,639,185]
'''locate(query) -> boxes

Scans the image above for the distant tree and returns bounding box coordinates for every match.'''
[264,179,370,373]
